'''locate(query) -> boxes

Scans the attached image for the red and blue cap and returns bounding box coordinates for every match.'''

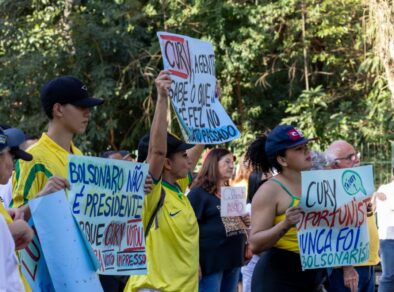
[265,125,316,158]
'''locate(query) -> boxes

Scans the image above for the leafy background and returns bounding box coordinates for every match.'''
[1,0,393,182]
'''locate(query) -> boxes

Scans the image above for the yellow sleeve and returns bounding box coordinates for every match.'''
[0,203,13,224]
[11,159,52,208]
[142,178,162,229]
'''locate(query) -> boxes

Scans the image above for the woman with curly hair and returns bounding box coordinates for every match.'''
[245,125,325,292]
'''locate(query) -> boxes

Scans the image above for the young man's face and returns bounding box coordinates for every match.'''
[0,151,13,184]
[61,104,91,134]
[166,150,191,179]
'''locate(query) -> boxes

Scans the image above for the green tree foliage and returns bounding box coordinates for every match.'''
[0,0,392,169]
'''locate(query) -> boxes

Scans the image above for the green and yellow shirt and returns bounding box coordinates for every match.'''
[11,133,82,207]
[125,173,199,292]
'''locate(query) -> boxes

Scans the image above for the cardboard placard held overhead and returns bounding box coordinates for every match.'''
[157,32,240,144]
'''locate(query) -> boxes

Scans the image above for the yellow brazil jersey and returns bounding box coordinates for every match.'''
[11,133,82,207]
[0,203,13,224]
[355,214,380,266]
[125,173,199,292]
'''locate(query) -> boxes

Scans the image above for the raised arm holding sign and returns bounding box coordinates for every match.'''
[125,69,205,292]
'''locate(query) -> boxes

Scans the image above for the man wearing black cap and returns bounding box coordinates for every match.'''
[125,71,204,292]
[11,76,103,208]
[0,127,34,232]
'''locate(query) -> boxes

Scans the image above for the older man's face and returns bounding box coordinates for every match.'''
[334,143,360,169]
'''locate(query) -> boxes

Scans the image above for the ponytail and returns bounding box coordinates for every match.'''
[245,134,285,173]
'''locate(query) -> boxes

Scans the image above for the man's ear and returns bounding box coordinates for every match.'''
[163,157,172,171]
[52,103,63,118]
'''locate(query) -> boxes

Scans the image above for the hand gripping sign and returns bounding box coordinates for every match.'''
[157,32,240,144]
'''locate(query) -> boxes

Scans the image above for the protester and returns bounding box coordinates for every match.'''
[0,215,24,292]
[325,140,379,292]
[375,176,394,292]
[0,127,34,246]
[187,148,247,292]
[0,125,37,207]
[245,125,324,291]
[11,76,103,208]
[125,71,205,292]
[0,126,66,291]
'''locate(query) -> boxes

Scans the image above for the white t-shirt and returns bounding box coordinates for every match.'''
[0,178,12,208]
[0,216,24,292]
[376,181,394,240]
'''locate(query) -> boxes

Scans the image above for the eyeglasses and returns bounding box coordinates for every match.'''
[335,152,361,162]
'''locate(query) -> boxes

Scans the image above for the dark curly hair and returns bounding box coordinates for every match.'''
[245,134,286,173]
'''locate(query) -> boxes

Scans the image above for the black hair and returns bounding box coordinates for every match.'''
[25,134,39,140]
[245,135,286,173]
[101,150,117,158]
[247,171,265,203]
[43,104,54,119]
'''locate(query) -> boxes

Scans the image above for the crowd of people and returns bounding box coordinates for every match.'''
[0,70,393,292]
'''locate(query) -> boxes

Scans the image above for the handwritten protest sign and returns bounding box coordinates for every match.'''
[221,186,246,217]
[297,165,374,270]
[20,219,55,292]
[68,155,149,275]
[29,190,103,292]
[157,32,240,144]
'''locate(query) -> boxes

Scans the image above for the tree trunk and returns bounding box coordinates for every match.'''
[367,0,394,100]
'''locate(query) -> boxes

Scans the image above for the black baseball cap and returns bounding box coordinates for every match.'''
[41,76,104,116]
[137,132,194,162]
[265,125,316,158]
[0,127,33,161]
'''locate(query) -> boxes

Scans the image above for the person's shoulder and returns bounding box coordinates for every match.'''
[252,178,281,205]
[258,178,282,197]
[25,135,48,157]
[377,181,394,194]
[149,176,163,193]
[189,185,209,195]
